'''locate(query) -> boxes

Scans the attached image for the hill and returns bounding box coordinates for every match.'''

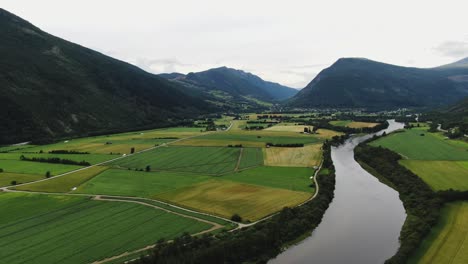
[288,58,468,109]
[0,8,212,145]
[160,67,298,108]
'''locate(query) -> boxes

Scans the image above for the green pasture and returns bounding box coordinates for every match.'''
[222,166,314,193]
[109,146,240,175]
[238,148,263,169]
[0,160,82,176]
[0,192,211,264]
[370,129,468,160]
[0,153,115,164]
[400,160,468,191]
[15,166,109,193]
[0,172,43,187]
[78,169,212,197]
[409,201,468,264]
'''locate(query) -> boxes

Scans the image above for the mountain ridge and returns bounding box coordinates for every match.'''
[289,57,468,109]
[0,8,212,144]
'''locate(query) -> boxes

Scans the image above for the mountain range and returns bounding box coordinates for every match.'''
[160,67,298,109]
[0,8,217,144]
[288,57,468,109]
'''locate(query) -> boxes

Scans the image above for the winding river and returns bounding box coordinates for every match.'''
[271,120,406,264]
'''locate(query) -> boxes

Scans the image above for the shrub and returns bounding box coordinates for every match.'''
[231,214,242,222]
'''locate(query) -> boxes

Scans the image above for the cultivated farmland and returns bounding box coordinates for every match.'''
[15,166,109,193]
[78,169,212,197]
[109,146,240,175]
[0,192,212,264]
[400,160,468,191]
[409,201,468,264]
[264,144,322,167]
[155,179,311,222]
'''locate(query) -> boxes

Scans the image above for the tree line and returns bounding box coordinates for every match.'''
[20,155,90,166]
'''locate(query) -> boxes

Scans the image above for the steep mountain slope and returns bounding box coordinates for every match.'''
[289,58,468,109]
[0,8,211,144]
[161,67,298,104]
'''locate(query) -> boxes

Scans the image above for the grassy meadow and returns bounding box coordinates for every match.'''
[264,144,322,167]
[15,166,109,193]
[409,201,468,264]
[222,166,314,193]
[78,169,212,197]
[0,192,211,264]
[109,146,240,175]
[371,128,468,191]
[400,160,468,191]
[155,179,311,222]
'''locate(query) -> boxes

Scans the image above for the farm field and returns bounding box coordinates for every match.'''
[400,160,468,191]
[178,133,321,146]
[78,169,212,197]
[0,192,212,264]
[330,120,379,128]
[264,124,310,132]
[238,148,263,169]
[222,166,314,192]
[264,144,322,167]
[11,127,204,155]
[109,146,240,175]
[155,179,311,222]
[15,166,109,193]
[0,172,43,187]
[0,152,115,164]
[409,201,468,264]
[0,160,82,176]
[370,129,468,160]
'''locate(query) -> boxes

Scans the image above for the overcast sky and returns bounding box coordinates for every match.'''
[3,0,468,88]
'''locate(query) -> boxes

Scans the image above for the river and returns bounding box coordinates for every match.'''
[270,120,406,264]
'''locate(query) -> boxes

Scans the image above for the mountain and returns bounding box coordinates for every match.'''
[0,8,212,145]
[160,67,298,108]
[289,58,468,109]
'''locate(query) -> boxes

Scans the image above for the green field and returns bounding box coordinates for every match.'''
[409,201,468,264]
[0,152,115,164]
[0,160,82,176]
[155,179,311,222]
[15,166,109,193]
[109,146,240,175]
[238,148,263,169]
[0,192,211,264]
[400,160,468,191]
[370,129,468,160]
[222,166,314,193]
[0,172,44,187]
[78,169,212,197]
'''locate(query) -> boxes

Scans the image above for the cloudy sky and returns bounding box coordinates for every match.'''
[4,0,468,88]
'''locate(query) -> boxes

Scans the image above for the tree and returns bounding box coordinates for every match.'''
[11,180,17,185]
[304,127,309,133]
[130,147,135,154]
[0,168,3,173]
[45,171,51,178]
[145,165,151,172]
[231,213,242,222]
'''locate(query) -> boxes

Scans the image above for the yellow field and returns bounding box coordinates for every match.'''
[347,121,379,128]
[265,125,312,133]
[264,144,322,167]
[15,166,109,193]
[315,129,344,139]
[411,202,468,264]
[155,179,311,221]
